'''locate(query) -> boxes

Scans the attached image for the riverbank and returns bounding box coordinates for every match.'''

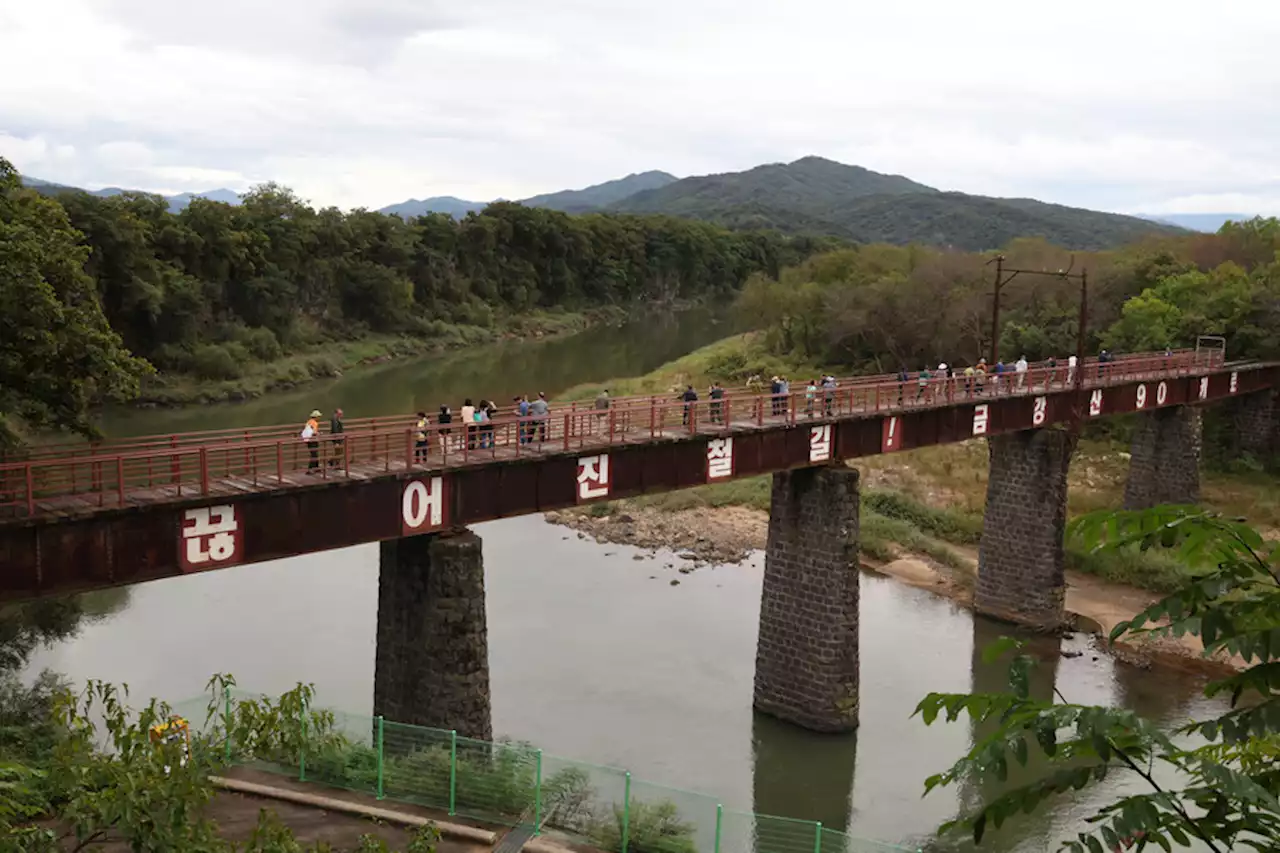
[132,307,627,408]
[546,496,1245,677]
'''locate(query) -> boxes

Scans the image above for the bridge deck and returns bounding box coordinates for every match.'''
[0,350,1238,522]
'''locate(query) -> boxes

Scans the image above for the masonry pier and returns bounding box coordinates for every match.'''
[975,429,1076,632]
[1123,406,1202,509]
[1231,389,1278,462]
[373,530,492,740]
[754,465,860,733]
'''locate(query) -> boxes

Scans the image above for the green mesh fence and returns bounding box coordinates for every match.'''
[178,689,919,853]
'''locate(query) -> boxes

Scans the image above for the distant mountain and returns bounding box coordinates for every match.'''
[521,170,678,212]
[20,175,239,212]
[614,156,935,216]
[166,188,241,211]
[1138,213,1254,233]
[607,157,1183,251]
[377,171,680,218]
[379,195,489,219]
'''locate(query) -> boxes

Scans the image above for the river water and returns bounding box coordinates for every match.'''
[24,310,1223,852]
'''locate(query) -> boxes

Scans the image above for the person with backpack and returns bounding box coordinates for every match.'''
[413,411,430,463]
[301,409,321,473]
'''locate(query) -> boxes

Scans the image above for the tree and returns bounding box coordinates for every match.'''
[914,506,1280,852]
[1,673,442,851]
[0,158,151,446]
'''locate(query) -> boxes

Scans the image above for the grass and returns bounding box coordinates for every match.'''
[133,308,615,407]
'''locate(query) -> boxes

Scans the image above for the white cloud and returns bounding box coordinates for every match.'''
[1,0,1277,213]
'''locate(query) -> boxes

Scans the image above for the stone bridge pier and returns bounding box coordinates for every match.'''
[754,465,860,733]
[373,529,492,740]
[1230,389,1278,461]
[975,428,1076,632]
[1123,405,1202,509]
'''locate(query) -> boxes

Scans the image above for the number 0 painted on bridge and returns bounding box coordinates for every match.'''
[402,477,448,535]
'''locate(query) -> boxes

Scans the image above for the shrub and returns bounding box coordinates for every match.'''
[590,800,697,853]
[240,327,283,362]
[305,356,341,378]
[189,344,244,381]
[862,489,982,544]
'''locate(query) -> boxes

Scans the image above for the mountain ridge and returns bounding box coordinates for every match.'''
[605,157,1184,250]
[20,175,240,212]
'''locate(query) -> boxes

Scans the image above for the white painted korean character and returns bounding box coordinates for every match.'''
[972,404,989,436]
[577,454,611,500]
[707,438,734,480]
[809,425,832,463]
[183,505,238,565]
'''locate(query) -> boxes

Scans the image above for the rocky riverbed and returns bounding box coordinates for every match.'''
[544,502,1245,676]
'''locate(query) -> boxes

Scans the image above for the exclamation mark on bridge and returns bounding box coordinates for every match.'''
[881,416,901,453]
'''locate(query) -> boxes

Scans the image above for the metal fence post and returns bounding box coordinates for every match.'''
[222,686,232,763]
[621,771,631,853]
[298,698,307,782]
[813,821,822,853]
[448,729,458,816]
[376,716,385,800]
[714,804,723,853]
[533,749,543,835]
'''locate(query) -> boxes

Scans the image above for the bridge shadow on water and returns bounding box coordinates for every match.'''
[750,711,858,832]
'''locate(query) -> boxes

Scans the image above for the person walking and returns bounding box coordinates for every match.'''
[302,409,321,473]
[916,366,932,403]
[514,395,529,444]
[680,384,698,426]
[709,381,725,423]
[594,388,611,434]
[328,407,345,468]
[529,392,550,442]
[460,398,476,449]
[1067,353,1078,386]
[414,411,430,463]
[897,366,909,406]
[770,375,782,416]
[437,404,452,452]
[822,374,837,416]
[1015,355,1029,392]
[974,358,987,396]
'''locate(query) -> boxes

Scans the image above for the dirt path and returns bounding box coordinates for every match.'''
[547,505,1244,676]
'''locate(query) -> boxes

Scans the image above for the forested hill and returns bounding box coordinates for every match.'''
[606,156,1184,250]
[520,170,678,212]
[5,165,831,384]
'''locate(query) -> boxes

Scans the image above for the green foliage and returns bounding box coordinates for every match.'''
[862,489,983,544]
[13,158,819,396]
[191,343,247,380]
[914,507,1280,852]
[589,799,698,853]
[0,158,151,446]
[735,226,1280,375]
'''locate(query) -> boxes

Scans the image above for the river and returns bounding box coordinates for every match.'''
[23,309,1223,852]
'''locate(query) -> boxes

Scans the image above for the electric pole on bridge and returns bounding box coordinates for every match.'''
[986,254,1089,420]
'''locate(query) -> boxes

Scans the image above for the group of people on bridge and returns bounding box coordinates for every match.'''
[295,346,1148,470]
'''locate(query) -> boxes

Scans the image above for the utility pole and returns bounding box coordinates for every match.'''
[987,254,1088,369]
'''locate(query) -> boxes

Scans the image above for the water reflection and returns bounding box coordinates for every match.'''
[750,711,856,831]
[97,306,740,438]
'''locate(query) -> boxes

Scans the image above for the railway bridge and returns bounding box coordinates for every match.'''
[2,349,1277,736]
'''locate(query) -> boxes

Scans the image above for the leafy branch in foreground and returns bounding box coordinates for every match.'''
[914,506,1280,852]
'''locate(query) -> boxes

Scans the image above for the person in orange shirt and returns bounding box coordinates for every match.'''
[302,409,321,473]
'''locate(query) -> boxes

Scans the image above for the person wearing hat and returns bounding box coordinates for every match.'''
[302,409,322,473]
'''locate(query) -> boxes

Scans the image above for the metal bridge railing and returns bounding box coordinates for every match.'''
[0,349,1231,518]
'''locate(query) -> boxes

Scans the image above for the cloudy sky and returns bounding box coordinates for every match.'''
[1,0,1277,214]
